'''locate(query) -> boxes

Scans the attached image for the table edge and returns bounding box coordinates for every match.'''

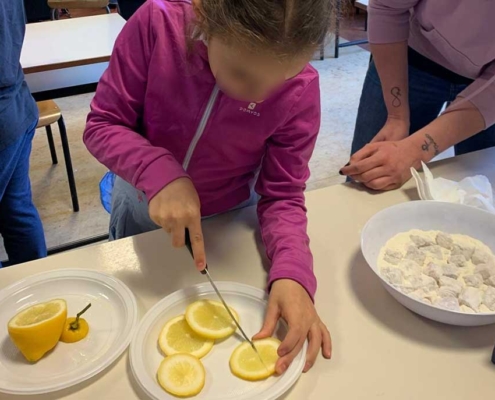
[23,56,111,74]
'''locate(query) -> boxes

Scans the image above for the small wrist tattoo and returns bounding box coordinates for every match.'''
[391,87,402,108]
[421,134,440,156]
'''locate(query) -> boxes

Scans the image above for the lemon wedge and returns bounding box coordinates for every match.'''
[185,300,239,340]
[157,354,205,397]
[8,299,67,362]
[158,315,214,358]
[230,337,281,381]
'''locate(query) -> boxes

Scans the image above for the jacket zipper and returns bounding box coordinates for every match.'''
[182,85,220,171]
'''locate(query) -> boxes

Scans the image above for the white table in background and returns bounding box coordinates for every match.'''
[1,148,495,399]
[21,14,126,99]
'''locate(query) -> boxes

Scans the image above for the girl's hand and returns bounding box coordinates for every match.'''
[253,279,332,374]
[148,177,206,270]
[340,139,420,190]
[371,116,410,143]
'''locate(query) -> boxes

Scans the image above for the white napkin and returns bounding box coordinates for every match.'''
[410,162,495,214]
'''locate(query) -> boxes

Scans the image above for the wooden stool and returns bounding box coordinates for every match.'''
[36,100,79,212]
[47,0,111,20]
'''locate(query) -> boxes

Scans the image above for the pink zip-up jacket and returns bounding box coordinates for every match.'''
[84,0,321,299]
[369,0,495,128]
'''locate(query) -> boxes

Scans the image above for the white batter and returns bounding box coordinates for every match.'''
[378,230,495,313]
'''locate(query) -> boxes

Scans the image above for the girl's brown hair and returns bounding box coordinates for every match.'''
[193,0,339,59]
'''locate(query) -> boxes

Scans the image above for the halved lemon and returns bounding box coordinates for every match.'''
[185,300,239,340]
[230,337,281,381]
[158,315,214,358]
[8,299,67,362]
[157,353,206,397]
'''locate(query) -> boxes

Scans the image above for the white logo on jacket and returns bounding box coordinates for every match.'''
[239,103,260,117]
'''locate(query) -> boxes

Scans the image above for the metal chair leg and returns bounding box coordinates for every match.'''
[50,8,57,20]
[334,0,341,58]
[45,125,58,165]
[105,6,111,13]
[320,43,325,61]
[57,116,79,212]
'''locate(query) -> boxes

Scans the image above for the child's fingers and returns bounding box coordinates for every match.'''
[276,337,305,375]
[171,223,185,248]
[188,219,206,270]
[253,300,279,340]
[278,323,302,358]
[321,322,332,359]
[303,324,322,372]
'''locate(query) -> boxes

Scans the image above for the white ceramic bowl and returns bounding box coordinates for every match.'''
[361,201,495,326]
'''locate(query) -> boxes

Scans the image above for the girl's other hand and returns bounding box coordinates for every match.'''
[253,279,332,374]
[148,177,206,270]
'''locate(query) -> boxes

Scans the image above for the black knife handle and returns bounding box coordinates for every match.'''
[184,228,208,275]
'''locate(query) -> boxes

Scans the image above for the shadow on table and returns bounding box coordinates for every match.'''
[15,351,127,400]
[127,357,151,400]
[348,249,495,350]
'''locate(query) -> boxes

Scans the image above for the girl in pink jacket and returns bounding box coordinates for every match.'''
[84,0,332,373]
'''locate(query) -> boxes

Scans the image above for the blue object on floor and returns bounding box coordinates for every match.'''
[100,171,116,214]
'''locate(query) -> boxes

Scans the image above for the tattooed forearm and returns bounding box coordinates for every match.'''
[391,87,401,107]
[421,134,440,156]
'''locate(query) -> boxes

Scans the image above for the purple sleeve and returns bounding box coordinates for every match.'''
[368,0,420,44]
[83,1,188,201]
[255,78,320,301]
[454,61,495,128]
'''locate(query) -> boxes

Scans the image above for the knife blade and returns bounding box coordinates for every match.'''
[184,229,264,361]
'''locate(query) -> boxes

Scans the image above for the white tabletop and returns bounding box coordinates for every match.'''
[21,14,126,74]
[1,148,495,399]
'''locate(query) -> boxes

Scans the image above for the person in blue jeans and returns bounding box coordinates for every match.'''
[0,0,46,267]
[340,1,495,190]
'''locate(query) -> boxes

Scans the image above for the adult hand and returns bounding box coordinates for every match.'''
[253,279,332,374]
[148,177,205,270]
[340,139,420,191]
[371,116,410,143]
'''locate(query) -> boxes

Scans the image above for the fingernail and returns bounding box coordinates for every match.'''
[279,363,287,373]
[197,262,204,269]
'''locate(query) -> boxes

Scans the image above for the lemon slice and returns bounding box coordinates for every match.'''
[230,337,281,381]
[8,299,67,362]
[157,354,206,397]
[158,315,214,358]
[185,300,239,340]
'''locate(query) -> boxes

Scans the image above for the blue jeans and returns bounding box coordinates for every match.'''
[109,176,260,240]
[0,121,46,267]
[351,61,495,156]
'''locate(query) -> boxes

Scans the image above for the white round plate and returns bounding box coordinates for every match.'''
[0,269,138,395]
[362,201,495,326]
[130,282,307,400]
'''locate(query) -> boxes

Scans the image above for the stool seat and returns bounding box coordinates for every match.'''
[37,100,62,128]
